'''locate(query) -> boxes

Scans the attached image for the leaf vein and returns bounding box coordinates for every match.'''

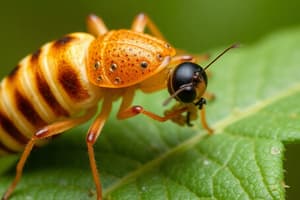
[162,175,201,199]
[253,141,275,199]
[197,139,252,200]
[162,176,171,200]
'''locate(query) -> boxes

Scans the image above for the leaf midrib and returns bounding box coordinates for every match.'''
[103,82,300,197]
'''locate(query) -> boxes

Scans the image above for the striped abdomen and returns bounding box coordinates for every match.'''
[0,33,102,154]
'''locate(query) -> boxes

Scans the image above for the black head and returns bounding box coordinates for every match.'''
[164,44,238,106]
[168,62,207,103]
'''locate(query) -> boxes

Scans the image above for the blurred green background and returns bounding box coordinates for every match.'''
[0,0,299,199]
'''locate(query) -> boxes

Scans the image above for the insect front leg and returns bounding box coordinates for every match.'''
[118,105,188,122]
[195,98,213,134]
[164,103,197,126]
[200,105,213,134]
[116,88,188,122]
[86,14,108,37]
[164,100,213,134]
[2,107,97,200]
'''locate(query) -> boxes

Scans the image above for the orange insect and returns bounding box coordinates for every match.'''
[0,13,235,200]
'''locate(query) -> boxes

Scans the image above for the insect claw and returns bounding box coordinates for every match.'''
[195,98,206,110]
[186,112,194,127]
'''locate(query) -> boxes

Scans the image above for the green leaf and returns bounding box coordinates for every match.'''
[2,27,300,199]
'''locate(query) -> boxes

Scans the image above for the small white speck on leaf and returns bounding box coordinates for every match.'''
[141,186,148,192]
[203,160,210,165]
[25,195,33,200]
[270,146,281,155]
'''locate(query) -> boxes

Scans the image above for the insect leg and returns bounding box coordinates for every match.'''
[86,14,108,37]
[118,104,188,122]
[131,13,166,40]
[2,107,97,200]
[117,88,188,122]
[198,102,213,134]
[86,98,113,200]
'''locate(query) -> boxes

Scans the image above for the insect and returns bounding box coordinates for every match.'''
[0,13,236,200]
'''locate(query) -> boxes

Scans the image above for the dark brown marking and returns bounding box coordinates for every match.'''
[28,48,69,117]
[31,49,41,63]
[53,35,74,48]
[140,61,148,68]
[36,72,69,117]
[58,66,90,101]
[8,65,20,80]
[15,90,46,128]
[0,112,28,145]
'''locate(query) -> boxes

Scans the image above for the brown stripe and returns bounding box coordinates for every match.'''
[15,90,47,128]
[0,112,28,145]
[31,48,41,62]
[58,66,90,101]
[7,64,20,80]
[29,49,69,117]
[36,71,69,116]
[53,35,74,48]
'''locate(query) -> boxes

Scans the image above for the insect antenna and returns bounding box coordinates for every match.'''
[204,43,239,70]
